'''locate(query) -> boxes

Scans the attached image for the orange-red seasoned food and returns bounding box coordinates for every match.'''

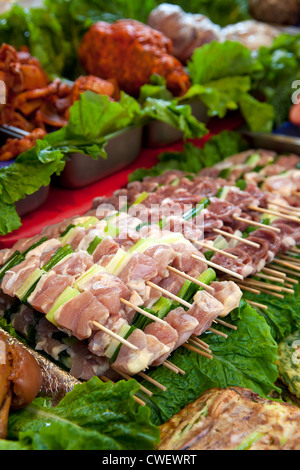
[0,43,119,133]
[78,19,191,97]
[0,128,47,161]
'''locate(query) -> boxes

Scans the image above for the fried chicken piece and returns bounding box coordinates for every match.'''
[36,75,118,128]
[0,43,121,159]
[78,19,191,97]
[0,128,47,161]
[0,330,42,439]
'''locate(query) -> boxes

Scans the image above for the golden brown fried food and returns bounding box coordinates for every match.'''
[0,43,119,135]
[79,19,191,97]
[0,330,42,439]
[158,387,300,450]
[0,128,47,161]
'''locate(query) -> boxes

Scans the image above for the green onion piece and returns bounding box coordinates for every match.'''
[0,237,48,283]
[204,250,214,260]
[78,216,98,229]
[87,236,103,255]
[219,168,231,179]
[15,268,45,302]
[245,153,260,166]
[74,264,105,291]
[110,325,137,363]
[235,179,247,190]
[22,236,48,256]
[132,191,149,205]
[182,268,216,304]
[60,224,75,238]
[0,251,23,282]
[42,245,73,272]
[170,177,180,186]
[128,237,156,254]
[104,221,119,237]
[235,431,265,450]
[183,198,209,221]
[46,286,80,326]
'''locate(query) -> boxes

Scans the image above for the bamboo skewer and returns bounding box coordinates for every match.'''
[111,367,153,397]
[191,254,244,280]
[261,267,286,278]
[277,254,300,265]
[120,298,169,325]
[268,264,300,278]
[237,284,261,295]
[208,327,228,338]
[192,239,238,259]
[138,371,167,391]
[248,205,300,223]
[146,281,191,308]
[253,273,285,283]
[247,300,268,310]
[146,281,230,337]
[273,258,300,272]
[241,282,285,299]
[291,247,300,255]
[167,266,215,293]
[162,361,180,374]
[183,343,213,359]
[213,228,260,248]
[233,215,281,233]
[191,335,210,352]
[92,321,139,351]
[243,278,294,294]
[267,200,300,214]
[163,360,185,375]
[292,190,300,197]
[191,336,212,351]
[100,376,146,406]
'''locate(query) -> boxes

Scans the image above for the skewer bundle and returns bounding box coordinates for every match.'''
[1,146,300,401]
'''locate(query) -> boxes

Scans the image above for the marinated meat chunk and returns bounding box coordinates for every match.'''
[188,290,223,335]
[112,328,170,375]
[210,281,242,316]
[165,307,199,349]
[54,290,110,340]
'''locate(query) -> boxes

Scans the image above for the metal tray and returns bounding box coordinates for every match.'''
[144,100,209,148]
[15,185,50,217]
[53,126,143,189]
[238,130,300,155]
[0,129,50,217]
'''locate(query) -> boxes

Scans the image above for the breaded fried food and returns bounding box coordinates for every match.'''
[158,387,300,450]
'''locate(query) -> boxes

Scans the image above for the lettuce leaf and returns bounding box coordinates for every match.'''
[254,33,300,127]
[0,90,207,236]
[0,377,159,450]
[136,300,279,425]
[128,129,249,182]
[184,41,275,132]
[0,4,71,79]
[242,266,300,343]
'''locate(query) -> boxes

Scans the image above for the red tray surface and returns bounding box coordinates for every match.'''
[0,117,241,249]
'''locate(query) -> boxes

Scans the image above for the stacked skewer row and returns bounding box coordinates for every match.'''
[1,147,300,405]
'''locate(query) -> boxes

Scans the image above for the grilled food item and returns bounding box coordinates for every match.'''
[0,328,42,438]
[147,3,281,61]
[158,386,300,450]
[0,43,120,160]
[277,330,300,399]
[78,19,191,97]
[147,3,221,63]
[249,0,300,25]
